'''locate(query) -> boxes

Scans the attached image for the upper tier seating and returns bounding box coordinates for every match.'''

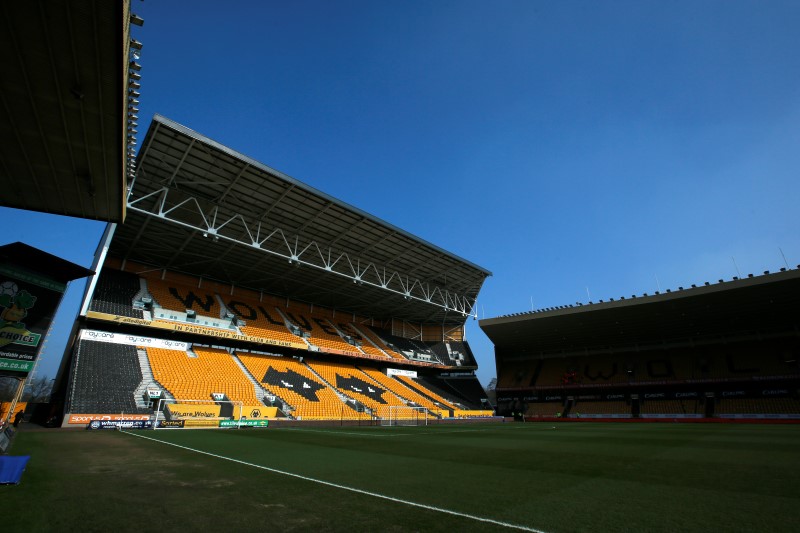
[349,324,404,359]
[218,294,304,346]
[281,304,362,355]
[69,340,150,414]
[89,269,143,319]
[367,327,437,361]
[145,346,261,404]
[506,340,800,390]
[145,278,222,319]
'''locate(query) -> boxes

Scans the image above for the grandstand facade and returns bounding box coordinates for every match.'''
[56,116,493,426]
[481,269,800,420]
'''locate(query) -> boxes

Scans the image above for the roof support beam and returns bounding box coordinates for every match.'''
[127,186,478,318]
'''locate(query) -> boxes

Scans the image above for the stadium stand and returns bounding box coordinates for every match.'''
[716,397,800,415]
[88,269,144,319]
[145,346,262,405]
[236,352,368,420]
[415,375,488,409]
[306,359,410,419]
[68,340,150,414]
[220,293,306,346]
[524,403,563,418]
[394,375,458,411]
[357,367,442,414]
[145,277,223,320]
[278,303,364,356]
[571,401,630,416]
[366,327,438,363]
[350,324,405,359]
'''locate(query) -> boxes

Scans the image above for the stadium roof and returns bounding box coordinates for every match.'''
[480,268,800,359]
[114,115,491,324]
[0,0,138,223]
[0,242,93,284]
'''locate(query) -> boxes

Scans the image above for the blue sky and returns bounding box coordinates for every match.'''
[3,0,799,386]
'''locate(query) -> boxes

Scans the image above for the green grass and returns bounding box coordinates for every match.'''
[3,422,799,532]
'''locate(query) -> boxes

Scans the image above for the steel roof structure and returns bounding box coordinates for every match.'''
[481,268,800,361]
[0,0,139,223]
[114,115,491,324]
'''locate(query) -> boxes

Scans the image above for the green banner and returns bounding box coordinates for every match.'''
[0,265,67,375]
[0,264,66,293]
[0,357,35,372]
[219,419,269,428]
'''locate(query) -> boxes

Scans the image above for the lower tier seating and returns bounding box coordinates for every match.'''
[69,340,149,414]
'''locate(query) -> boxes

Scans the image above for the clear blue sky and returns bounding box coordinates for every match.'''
[3,0,799,387]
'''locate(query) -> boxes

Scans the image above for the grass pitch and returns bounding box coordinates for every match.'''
[3,422,799,532]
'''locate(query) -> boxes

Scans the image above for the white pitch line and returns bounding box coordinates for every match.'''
[120,430,548,533]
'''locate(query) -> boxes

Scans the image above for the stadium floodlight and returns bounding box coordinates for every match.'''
[130,13,144,26]
[129,89,141,97]
[129,81,141,90]
[129,98,140,105]
[130,39,143,50]
[131,49,141,60]
[129,61,141,71]
[130,71,141,80]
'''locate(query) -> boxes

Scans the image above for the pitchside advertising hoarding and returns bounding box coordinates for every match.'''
[0,264,66,374]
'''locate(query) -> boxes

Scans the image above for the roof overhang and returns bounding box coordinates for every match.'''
[115,115,491,324]
[0,0,139,223]
[480,269,800,359]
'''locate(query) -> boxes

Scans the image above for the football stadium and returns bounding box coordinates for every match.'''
[1,2,799,532]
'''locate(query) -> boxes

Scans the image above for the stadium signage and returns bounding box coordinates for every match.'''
[156,420,185,428]
[386,368,418,378]
[85,311,305,349]
[219,419,269,428]
[0,264,67,376]
[722,390,746,398]
[68,413,152,424]
[86,420,153,430]
[80,329,190,351]
[168,404,221,418]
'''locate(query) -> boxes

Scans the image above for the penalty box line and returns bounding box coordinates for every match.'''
[120,430,548,533]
